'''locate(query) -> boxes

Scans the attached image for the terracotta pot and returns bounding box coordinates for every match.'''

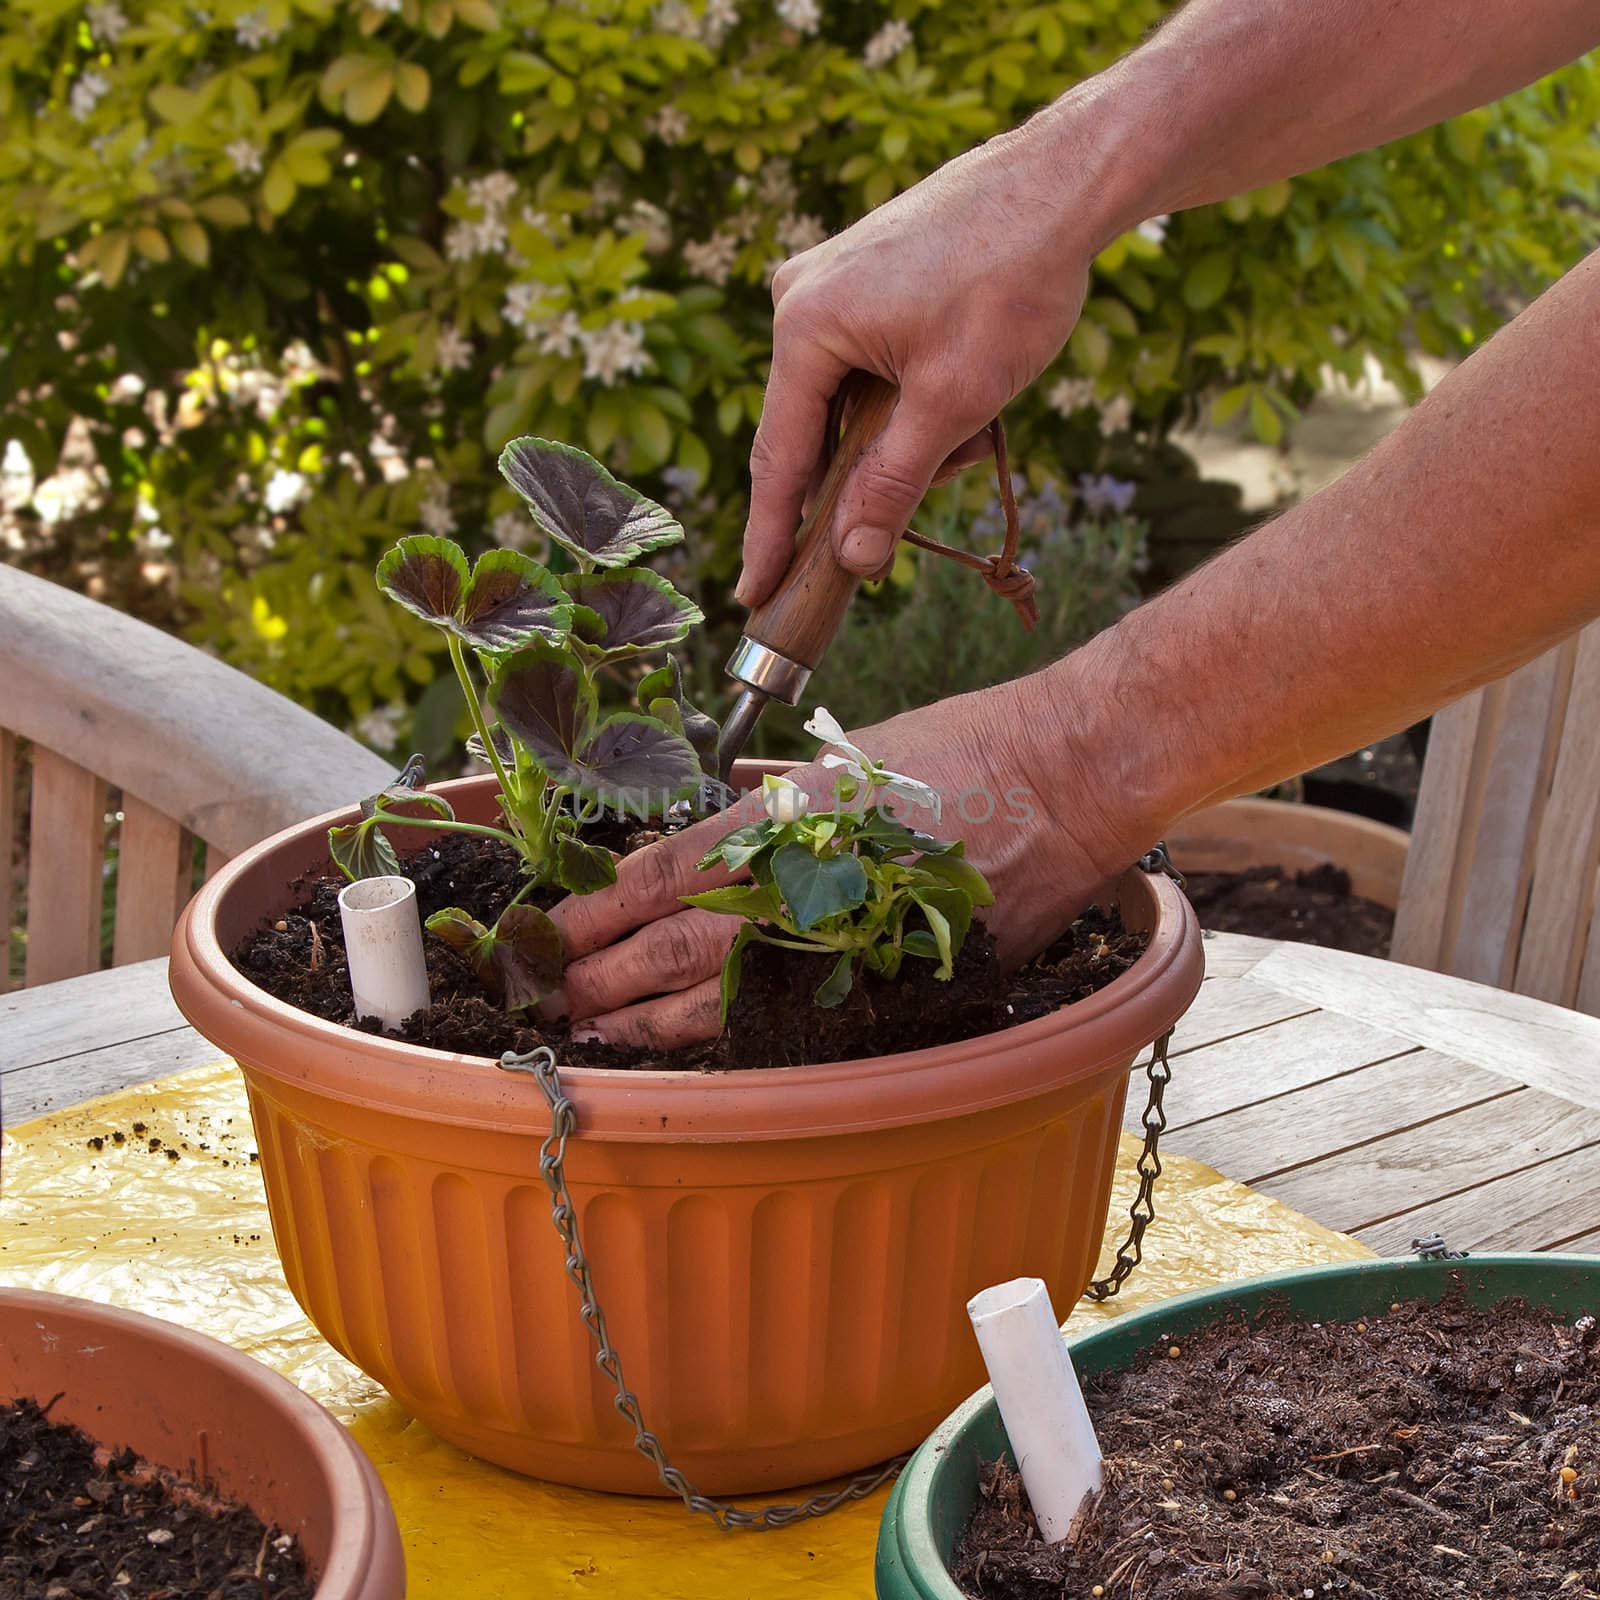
[169,770,1202,1496]
[1166,797,1410,908]
[0,1288,404,1598]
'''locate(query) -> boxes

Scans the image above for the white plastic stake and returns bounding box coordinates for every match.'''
[967,1276,1103,1544]
[338,876,431,1029]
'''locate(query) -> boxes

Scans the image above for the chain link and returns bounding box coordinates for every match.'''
[496,847,1182,1523]
[1411,1234,1470,1261]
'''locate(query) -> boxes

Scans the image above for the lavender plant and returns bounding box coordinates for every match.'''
[687,712,994,1015]
[329,438,719,1008]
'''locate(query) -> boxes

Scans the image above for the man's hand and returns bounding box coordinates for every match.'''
[735,120,1132,609]
[547,677,1142,1050]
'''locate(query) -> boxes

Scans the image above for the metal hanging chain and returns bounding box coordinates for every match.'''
[499,1046,907,1532]
[819,380,1040,632]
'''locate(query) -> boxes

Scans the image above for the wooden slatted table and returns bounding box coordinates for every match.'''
[5,932,1600,1255]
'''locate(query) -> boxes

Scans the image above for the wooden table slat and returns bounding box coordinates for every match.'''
[2,1028,222,1128]
[1,958,186,1073]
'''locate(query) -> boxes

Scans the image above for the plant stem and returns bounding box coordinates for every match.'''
[369,812,525,851]
[448,634,516,806]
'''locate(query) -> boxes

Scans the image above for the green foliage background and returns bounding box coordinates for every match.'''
[2,0,1597,756]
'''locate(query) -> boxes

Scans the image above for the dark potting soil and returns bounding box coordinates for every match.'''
[0,1396,314,1600]
[953,1292,1600,1600]
[1182,863,1394,959]
[230,833,1150,1070]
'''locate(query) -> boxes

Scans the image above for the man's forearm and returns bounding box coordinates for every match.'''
[1025,246,1600,854]
[1032,0,1600,248]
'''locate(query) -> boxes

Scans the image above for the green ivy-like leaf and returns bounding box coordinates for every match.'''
[771,843,869,931]
[498,437,683,568]
[912,851,995,907]
[681,881,782,919]
[718,922,759,1023]
[561,568,703,656]
[910,885,974,979]
[695,821,774,873]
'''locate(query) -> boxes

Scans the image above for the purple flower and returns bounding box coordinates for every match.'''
[1076,473,1137,517]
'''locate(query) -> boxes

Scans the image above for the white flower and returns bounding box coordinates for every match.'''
[703,0,739,40]
[137,525,174,554]
[863,18,912,68]
[762,774,809,824]
[466,170,519,215]
[87,1,130,44]
[355,703,407,750]
[1136,214,1169,247]
[368,0,403,12]
[263,468,309,514]
[626,199,673,255]
[233,7,281,48]
[803,707,941,822]
[1098,393,1134,438]
[434,323,473,373]
[682,232,739,287]
[534,309,582,358]
[107,372,146,404]
[756,160,797,210]
[225,138,264,175]
[70,71,110,122]
[491,510,532,548]
[651,0,699,37]
[419,477,456,536]
[1046,376,1096,417]
[1,440,36,513]
[650,105,691,144]
[774,0,819,34]
[444,213,508,261]
[577,321,651,386]
[775,212,827,255]
[501,281,543,330]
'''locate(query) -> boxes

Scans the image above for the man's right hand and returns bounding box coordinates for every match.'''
[735,116,1135,608]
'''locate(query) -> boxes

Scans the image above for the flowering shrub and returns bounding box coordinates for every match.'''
[2,0,1597,752]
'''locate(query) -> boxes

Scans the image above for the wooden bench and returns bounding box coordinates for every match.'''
[2,566,392,988]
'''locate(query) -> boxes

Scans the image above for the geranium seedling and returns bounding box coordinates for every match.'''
[329,439,722,1010]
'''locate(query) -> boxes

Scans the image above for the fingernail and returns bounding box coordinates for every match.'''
[840,526,887,572]
[570,1025,603,1044]
[733,577,754,607]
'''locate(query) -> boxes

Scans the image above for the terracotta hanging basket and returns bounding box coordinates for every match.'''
[0,1288,405,1598]
[169,768,1202,1496]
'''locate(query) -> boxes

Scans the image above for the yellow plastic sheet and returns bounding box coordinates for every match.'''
[1,1062,1372,1598]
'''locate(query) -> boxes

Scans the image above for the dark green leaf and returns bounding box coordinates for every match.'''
[492,643,596,768]
[901,928,941,960]
[771,843,869,931]
[554,833,617,894]
[329,818,402,880]
[537,714,703,810]
[498,437,683,568]
[489,905,564,1009]
[718,922,758,1023]
[681,882,782,919]
[376,535,469,627]
[560,569,702,656]
[425,905,487,952]
[639,654,720,773]
[911,885,974,978]
[455,549,573,654]
[814,950,855,1009]
[465,726,516,767]
[697,820,774,872]
[852,811,948,859]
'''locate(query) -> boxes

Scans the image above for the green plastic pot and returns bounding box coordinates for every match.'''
[875,1253,1600,1599]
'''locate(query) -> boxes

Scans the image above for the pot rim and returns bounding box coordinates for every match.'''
[879,1252,1600,1600]
[171,773,1203,1140]
[0,1287,401,1600]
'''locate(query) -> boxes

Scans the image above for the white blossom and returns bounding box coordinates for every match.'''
[87,2,130,44]
[756,160,797,211]
[803,707,942,821]
[136,526,174,555]
[32,467,103,524]
[418,477,456,536]
[1098,393,1134,438]
[1046,376,1096,417]
[491,510,532,548]
[588,177,625,215]
[702,0,739,40]
[434,323,473,373]
[1136,214,1169,247]
[650,105,691,144]
[466,170,519,214]
[534,310,582,358]
[263,468,309,514]
[107,372,146,404]
[682,232,739,287]
[281,340,319,384]
[626,199,673,255]
[651,1,699,37]
[762,774,808,824]
[863,18,912,68]
[775,212,827,255]
[354,703,407,750]
[774,0,819,34]
[444,213,508,261]
[1,440,36,513]
[726,206,761,243]
[578,321,651,386]
[225,138,264,175]
[70,71,110,122]
[368,0,403,14]
[233,7,281,48]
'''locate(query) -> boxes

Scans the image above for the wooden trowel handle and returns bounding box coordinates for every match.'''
[744,373,900,672]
